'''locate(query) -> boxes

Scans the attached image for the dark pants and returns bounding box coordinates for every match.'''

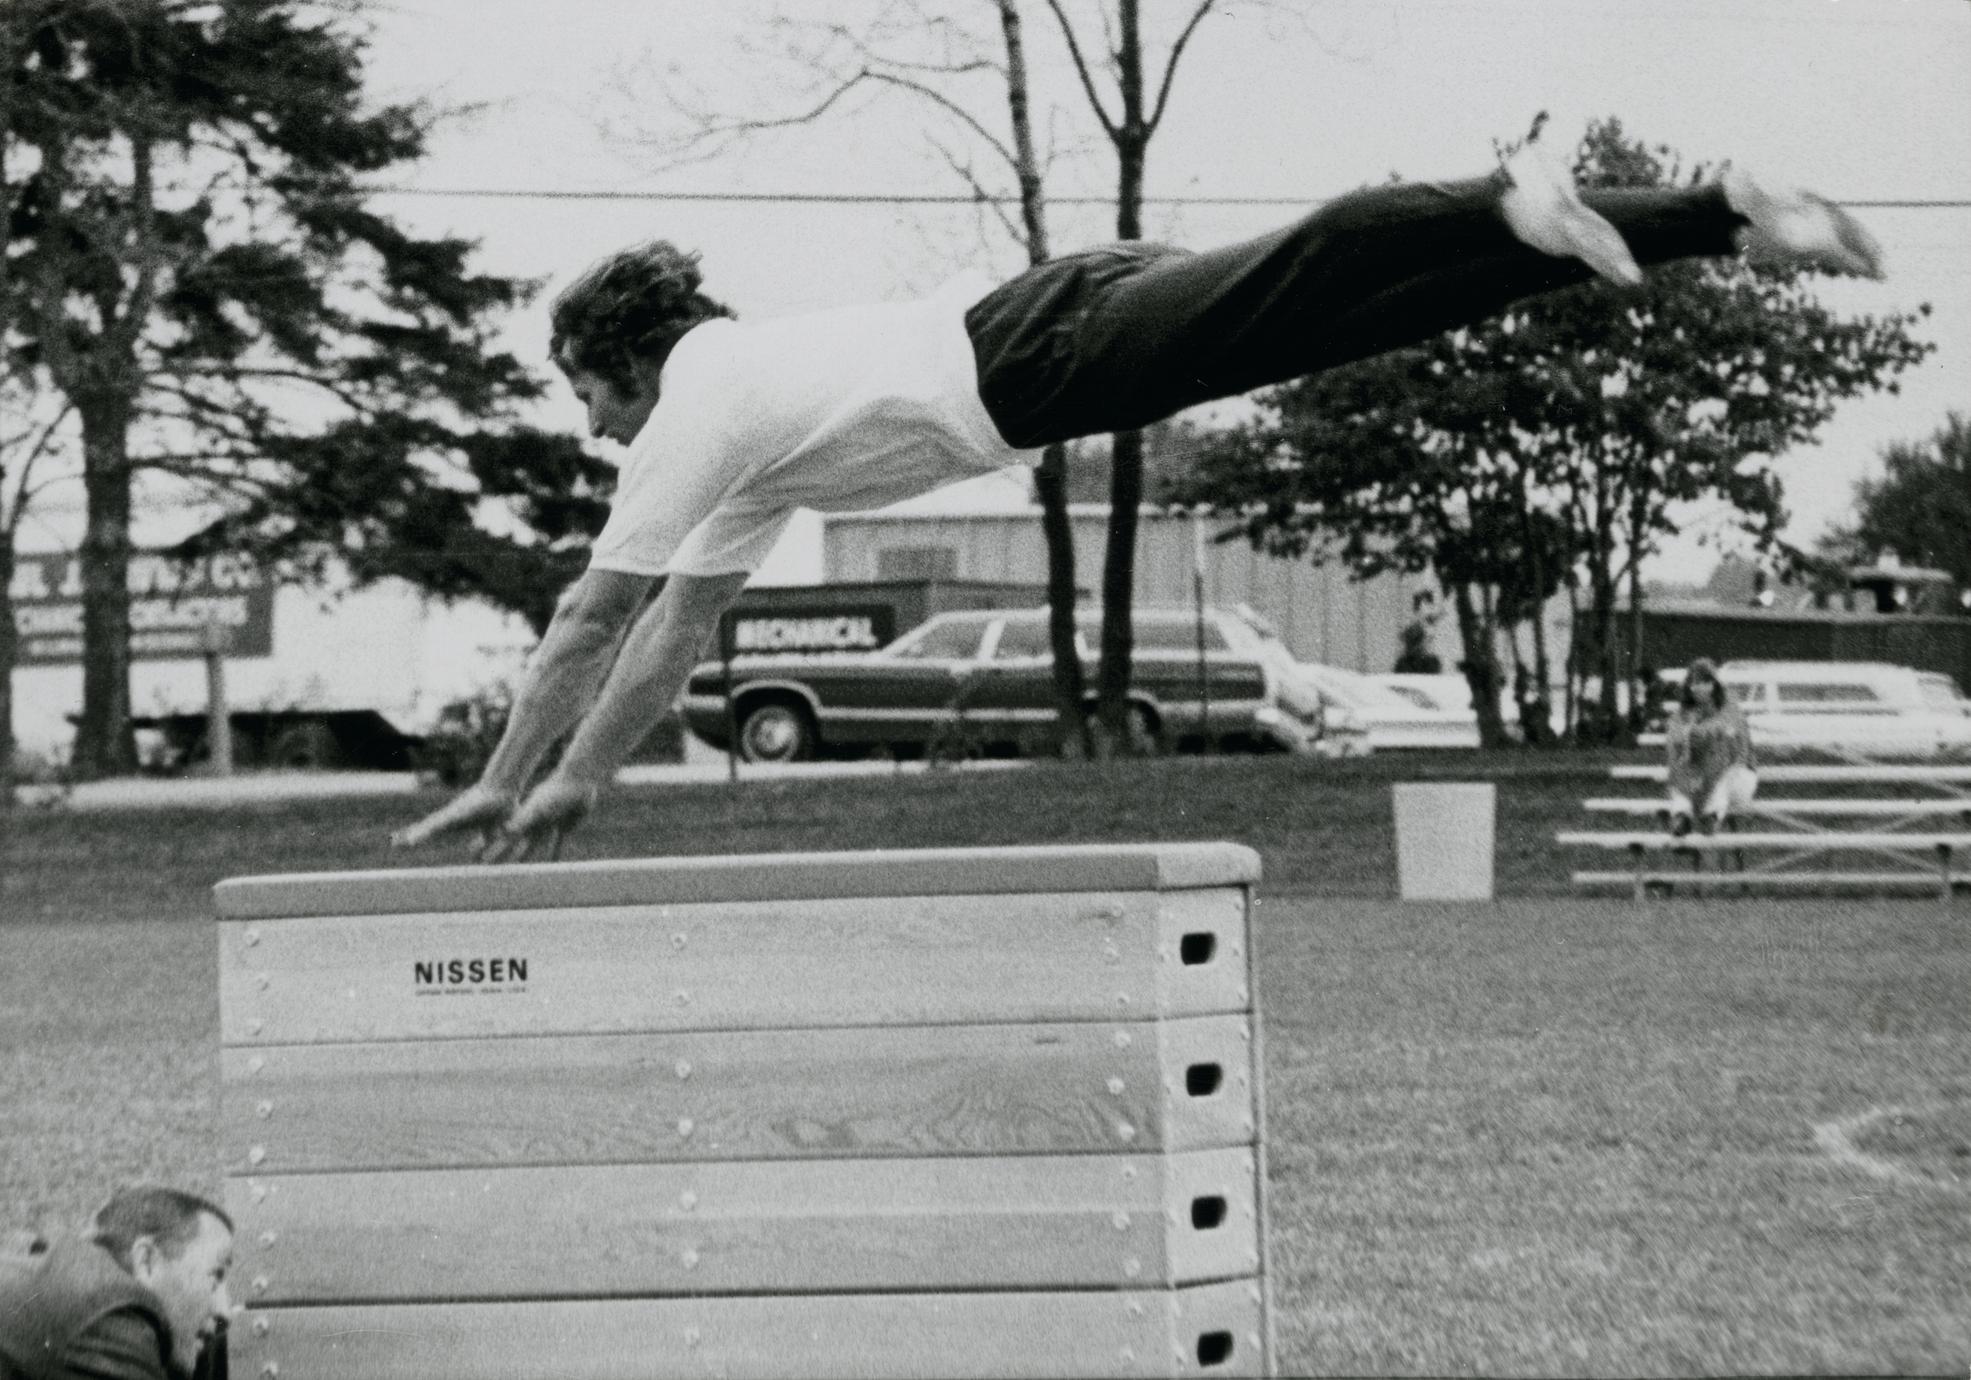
[964,175,1745,449]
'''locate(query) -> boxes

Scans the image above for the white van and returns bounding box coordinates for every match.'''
[1717,660,1971,759]
[1300,664,1480,750]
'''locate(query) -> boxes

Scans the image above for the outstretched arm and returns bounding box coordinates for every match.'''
[480,569,750,861]
[392,567,659,851]
[480,569,667,793]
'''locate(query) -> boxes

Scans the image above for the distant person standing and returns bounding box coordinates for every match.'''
[1393,617,1443,675]
[0,1187,233,1380]
[1665,658,1759,835]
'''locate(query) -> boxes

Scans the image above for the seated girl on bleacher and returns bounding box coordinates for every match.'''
[1666,658,1759,835]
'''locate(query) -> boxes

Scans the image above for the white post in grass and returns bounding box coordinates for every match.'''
[1393,781,1496,899]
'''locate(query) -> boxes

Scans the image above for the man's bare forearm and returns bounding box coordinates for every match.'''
[479,570,658,794]
[555,571,748,786]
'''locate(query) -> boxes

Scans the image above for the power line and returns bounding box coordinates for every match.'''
[365,185,1971,210]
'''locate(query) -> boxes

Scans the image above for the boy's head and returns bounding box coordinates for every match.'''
[549,240,734,395]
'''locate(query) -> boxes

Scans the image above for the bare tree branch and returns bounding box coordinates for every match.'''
[1147,0,1221,133]
[2,404,77,541]
[1043,0,1121,142]
[924,134,1024,244]
[866,68,1021,171]
[645,69,879,168]
[803,14,1004,81]
[623,20,1018,179]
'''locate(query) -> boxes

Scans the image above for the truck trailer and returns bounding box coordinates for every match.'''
[10,547,535,772]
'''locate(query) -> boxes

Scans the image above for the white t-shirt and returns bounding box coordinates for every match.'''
[588,276,1039,578]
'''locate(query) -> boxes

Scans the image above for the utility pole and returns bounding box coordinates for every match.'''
[199,621,233,775]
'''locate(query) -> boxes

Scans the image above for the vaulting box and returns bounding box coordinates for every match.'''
[215,843,1273,1379]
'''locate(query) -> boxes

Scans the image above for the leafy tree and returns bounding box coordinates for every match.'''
[182,422,610,639]
[1826,412,1971,589]
[1171,118,1933,744]
[3,0,605,776]
[1170,344,1575,745]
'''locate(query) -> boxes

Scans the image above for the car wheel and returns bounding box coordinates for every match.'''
[737,701,815,763]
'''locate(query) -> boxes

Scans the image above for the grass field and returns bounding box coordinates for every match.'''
[3,751,1967,1375]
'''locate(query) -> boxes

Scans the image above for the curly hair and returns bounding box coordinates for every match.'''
[548,240,735,389]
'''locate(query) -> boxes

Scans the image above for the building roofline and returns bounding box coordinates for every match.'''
[821,505,1227,524]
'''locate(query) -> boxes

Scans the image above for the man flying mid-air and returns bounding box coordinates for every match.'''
[392,122,1884,862]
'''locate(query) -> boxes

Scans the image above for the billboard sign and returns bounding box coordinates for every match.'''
[10,550,275,664]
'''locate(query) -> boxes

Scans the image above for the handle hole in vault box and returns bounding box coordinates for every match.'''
[1179,932,1217,966]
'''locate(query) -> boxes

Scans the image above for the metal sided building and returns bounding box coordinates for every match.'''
[819,505,1462,675]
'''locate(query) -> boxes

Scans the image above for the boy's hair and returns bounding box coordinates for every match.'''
[90,1185,232,1268]
[549,240,734,389]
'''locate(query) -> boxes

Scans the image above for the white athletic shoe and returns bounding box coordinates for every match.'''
[1495,113,1645,288]
[1720,164,1885,280]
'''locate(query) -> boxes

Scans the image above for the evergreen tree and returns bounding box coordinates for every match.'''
[3,0,610,776]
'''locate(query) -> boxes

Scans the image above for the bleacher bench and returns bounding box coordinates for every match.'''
[1557,829,1971,901]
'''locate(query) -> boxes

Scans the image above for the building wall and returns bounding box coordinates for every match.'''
[1635,604,1971,690]
[820,507,1464,674]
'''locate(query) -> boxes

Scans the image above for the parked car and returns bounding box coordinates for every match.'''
[1373,673,1476,717]
[1716,659,1971,758]
[1297,663,1481,751]
[681,605,1328,762]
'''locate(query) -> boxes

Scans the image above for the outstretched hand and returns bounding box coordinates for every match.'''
[390,782,519,856]
[475,776,600,864]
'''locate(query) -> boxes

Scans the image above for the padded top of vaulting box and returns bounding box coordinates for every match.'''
[213,842,1263,920]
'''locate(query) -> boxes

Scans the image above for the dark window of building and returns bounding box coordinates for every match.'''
[876,545,959,580]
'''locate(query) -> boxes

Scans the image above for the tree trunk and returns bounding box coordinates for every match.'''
[1586,552,1621,745]
[1563,591,1582,740]
[1094,36,1148,746]
[72,399,138,778]
[1449,580,1511,747]
[1034,446,1091,754]
[0,540,17,806]
[1623,487,1650,743]
[994,0,1086,755]
[1526,596,1555,746]
[1095,429,1145,752]
[1517,470,1555,745]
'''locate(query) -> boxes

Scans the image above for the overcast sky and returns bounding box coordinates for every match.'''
[356,0,1971,578]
